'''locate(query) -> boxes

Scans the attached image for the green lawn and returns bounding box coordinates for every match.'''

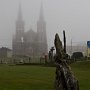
[0,65,55,90]
[0,61,90,90]
[70,61,90,90]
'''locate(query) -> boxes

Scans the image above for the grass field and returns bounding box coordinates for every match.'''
[0,61,90,90]
[70,61,90,90]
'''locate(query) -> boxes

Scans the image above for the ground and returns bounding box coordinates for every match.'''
[70,61,90,90]
[0,61,90,90]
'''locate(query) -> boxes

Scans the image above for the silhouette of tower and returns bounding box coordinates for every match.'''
[13,3,25,55]
[12,2,48,57]
[37,2,48,56]
[16,3,24,40]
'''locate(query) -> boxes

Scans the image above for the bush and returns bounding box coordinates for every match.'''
[71,52,84,60]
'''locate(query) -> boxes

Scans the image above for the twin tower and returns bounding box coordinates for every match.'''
[12,3,48,57]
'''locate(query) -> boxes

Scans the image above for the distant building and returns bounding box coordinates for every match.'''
[0,47,12,58]
[66,45,87,56]
[86,41,90,57]
[12,3,48,57]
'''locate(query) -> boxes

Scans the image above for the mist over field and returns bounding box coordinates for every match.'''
[0,0,90,49]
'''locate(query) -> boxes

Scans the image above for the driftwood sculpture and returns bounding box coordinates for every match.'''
[54,33,79,90]
[63,30,66,54]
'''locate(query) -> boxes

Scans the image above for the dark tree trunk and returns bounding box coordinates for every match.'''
[54,33,79,90]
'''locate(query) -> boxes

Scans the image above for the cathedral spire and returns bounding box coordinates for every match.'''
[18,2,23,21]
[16,2,24,35]
[39,1,44,21]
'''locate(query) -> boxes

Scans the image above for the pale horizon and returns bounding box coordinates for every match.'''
[0,0,90,50]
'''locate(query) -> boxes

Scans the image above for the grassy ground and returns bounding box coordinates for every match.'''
[0,65,55,90]
[0,61,90,90]
[70,61,90,90]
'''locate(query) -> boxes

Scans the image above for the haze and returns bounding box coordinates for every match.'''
[0,0,90,49]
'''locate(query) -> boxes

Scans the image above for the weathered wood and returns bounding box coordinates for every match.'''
[63,30,66,54]
[54,33,79,90]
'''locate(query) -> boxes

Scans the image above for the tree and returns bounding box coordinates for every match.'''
[71,52,83,60]
[49,47,55,62]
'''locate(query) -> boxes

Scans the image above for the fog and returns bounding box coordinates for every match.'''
[0,0,90,49]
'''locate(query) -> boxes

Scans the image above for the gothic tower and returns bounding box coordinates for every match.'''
[37,2,48,56]
[16,3,24,40]
[13,3,25,55]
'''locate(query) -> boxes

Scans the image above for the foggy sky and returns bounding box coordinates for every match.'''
[0,0,90,49]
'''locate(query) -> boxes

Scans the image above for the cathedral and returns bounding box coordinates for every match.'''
[12,3,48,57]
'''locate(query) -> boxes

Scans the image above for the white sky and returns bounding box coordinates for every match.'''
[0,0,90,49]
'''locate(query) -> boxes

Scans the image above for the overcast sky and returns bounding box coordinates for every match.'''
[0,0,90,49]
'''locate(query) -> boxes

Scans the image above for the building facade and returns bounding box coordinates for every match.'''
[12,3,48,57]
